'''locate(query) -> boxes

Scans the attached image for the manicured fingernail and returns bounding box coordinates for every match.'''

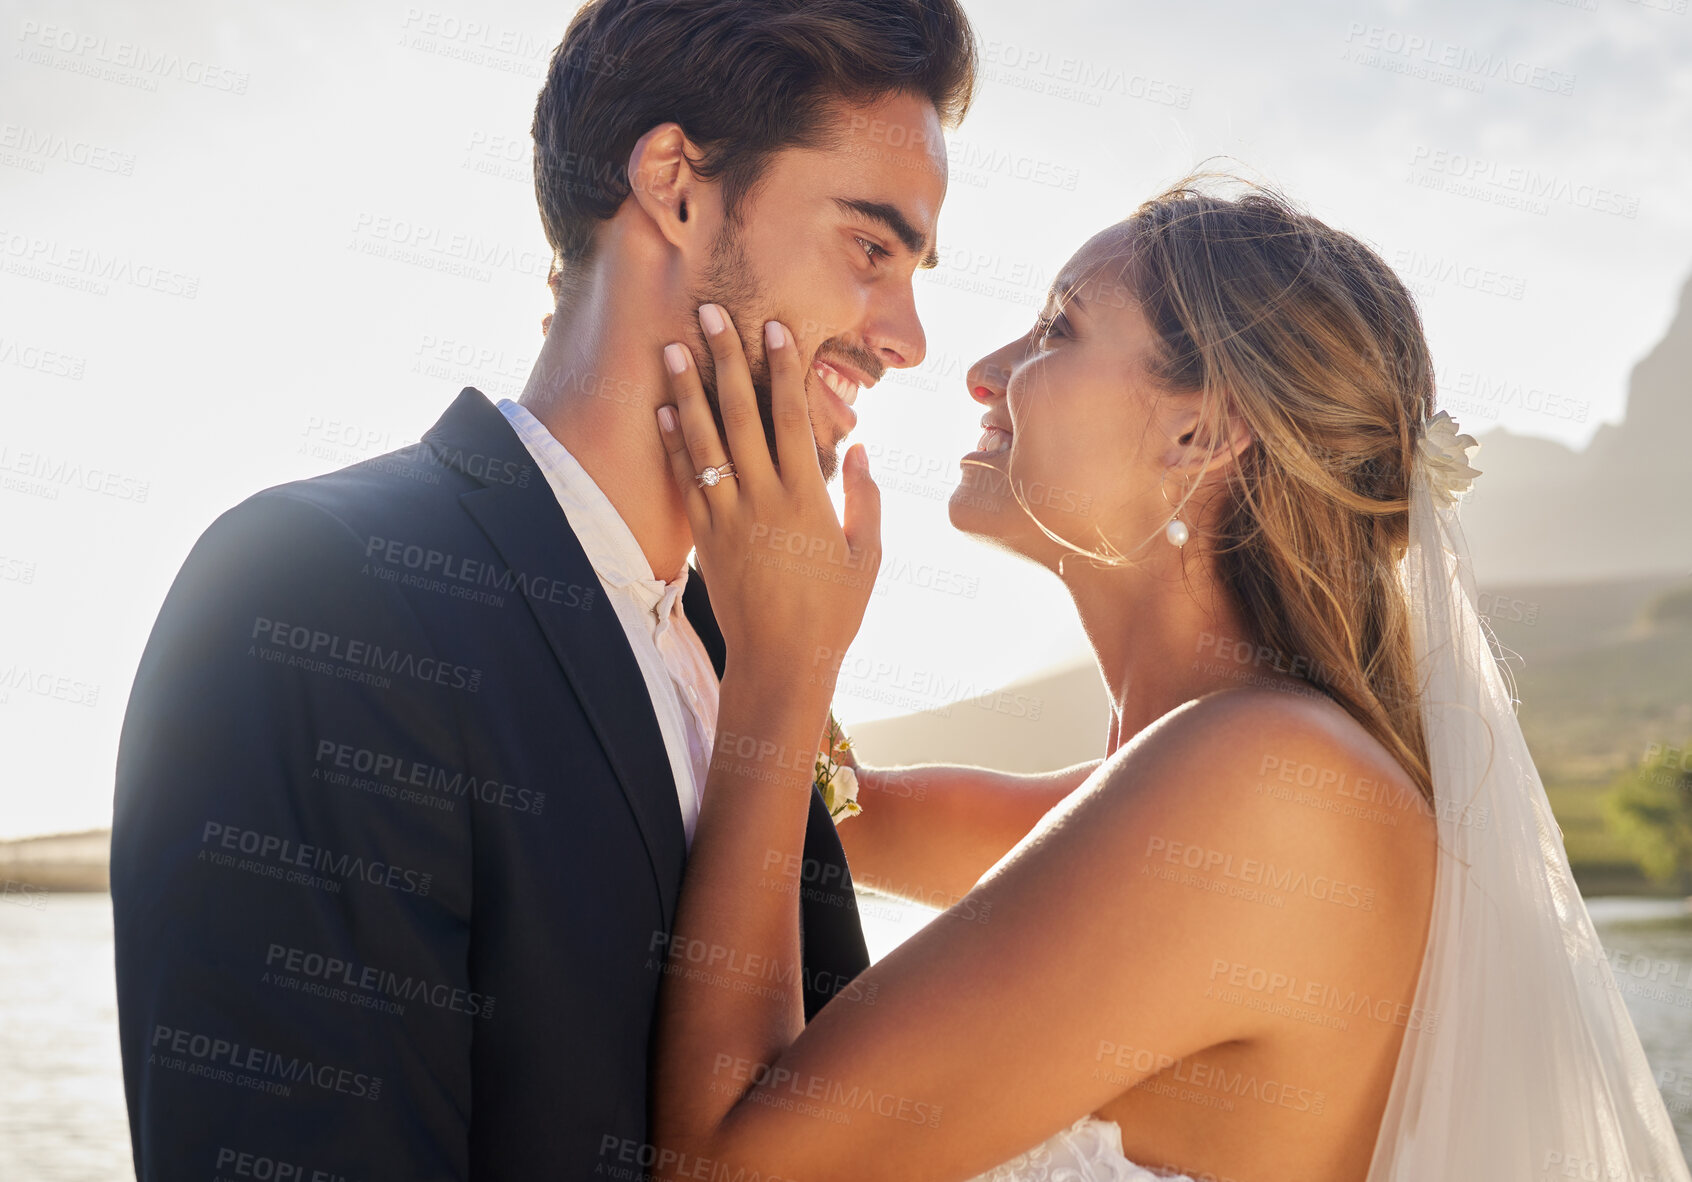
[765,320,786,350]
[699,304,726,336]
[664,343,688,375]
[657,405,678,432]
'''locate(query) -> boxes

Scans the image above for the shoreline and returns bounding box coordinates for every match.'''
[6,828,1691,904]
[0,829,110,893]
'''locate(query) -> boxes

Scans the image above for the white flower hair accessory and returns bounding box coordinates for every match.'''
[1417,410,1482,505]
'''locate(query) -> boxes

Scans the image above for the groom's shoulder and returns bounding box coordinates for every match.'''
[274,440,473,524]
[163,449,479,617]
[211,388,534,544]
[209,439,483,555]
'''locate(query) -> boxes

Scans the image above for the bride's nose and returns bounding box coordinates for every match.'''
[965,350,1013,404]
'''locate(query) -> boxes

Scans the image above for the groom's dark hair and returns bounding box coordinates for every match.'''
[532,0,977,281]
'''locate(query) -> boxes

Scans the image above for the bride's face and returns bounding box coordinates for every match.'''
[949,225,1192,568]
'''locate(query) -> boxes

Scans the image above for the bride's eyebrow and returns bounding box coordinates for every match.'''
[1045,276,1091,317]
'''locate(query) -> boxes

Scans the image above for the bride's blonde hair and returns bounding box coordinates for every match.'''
[1058,175,1435,803]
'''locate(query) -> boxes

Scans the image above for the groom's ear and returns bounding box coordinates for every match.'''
[627,123,710,254]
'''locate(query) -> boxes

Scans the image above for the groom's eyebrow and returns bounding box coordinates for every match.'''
[832,197,939,269]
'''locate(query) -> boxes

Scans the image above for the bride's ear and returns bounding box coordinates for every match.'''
[627,123,710,253]
[1164,399,1255,482]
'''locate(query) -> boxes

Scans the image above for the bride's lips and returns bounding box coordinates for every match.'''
[963,419,1013,463]
[811,358,869,437]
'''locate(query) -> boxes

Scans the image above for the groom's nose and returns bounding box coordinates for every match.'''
[864,283,926,370]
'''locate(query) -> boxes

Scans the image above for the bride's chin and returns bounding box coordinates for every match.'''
[947,482,1025,551]
[946,490,991,537]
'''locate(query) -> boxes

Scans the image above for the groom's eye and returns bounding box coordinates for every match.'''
[854,236,891,265]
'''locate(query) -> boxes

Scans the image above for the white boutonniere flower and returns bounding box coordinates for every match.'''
[815,714,861,824]
[1419,410,1482,505]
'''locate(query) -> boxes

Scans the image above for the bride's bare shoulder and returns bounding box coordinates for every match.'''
[1093,683,1435,875]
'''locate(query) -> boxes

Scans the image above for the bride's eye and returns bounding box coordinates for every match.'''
[1034,310,1069,344]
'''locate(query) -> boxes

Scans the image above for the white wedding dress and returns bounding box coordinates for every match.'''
[968,1116,1194,1182]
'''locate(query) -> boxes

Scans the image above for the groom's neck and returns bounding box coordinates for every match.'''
[516,276,694,584]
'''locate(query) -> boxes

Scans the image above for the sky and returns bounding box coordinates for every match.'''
[2,0,1690,839]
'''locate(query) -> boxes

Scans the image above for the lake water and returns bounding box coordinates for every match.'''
[3,893,1688,1179]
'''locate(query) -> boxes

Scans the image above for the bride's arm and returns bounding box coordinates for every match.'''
[646,313,1397,1181]
[838,757,1102,904]
[653,680,1373,1181]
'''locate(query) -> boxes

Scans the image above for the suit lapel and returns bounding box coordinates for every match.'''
[423,388,869,1002]
[426,389,686,925]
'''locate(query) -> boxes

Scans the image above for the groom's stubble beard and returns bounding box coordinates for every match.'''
[687,222,841,482]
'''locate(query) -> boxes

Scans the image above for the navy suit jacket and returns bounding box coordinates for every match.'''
[110,388,869,1181]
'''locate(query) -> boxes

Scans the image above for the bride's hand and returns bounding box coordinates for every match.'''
[656,305,881,689]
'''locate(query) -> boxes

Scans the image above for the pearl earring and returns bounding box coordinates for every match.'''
[1162,472,1191,548]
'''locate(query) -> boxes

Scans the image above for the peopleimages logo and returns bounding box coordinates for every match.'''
[0,229,201,298]
[265,943,495,1019]
[313,739,546,815]
[362,535,592,612]
[348,212,549,281]
[1407,147,1640,219]
[150,1024,380,1100]
[213,1146,361,1182]
[200,822,434,896]
[0,442,150,501]
[249,617,483,693]
[1342,24,1576,96]
[15,21,251,94]
[0,122,136,174]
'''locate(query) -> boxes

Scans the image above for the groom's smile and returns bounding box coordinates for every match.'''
[813,359,864,410]
[811,352,881,443]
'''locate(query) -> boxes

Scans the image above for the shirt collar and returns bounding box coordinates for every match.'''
[497,399,688,630]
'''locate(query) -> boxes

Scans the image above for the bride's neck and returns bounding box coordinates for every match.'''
[1057,552,1271,755]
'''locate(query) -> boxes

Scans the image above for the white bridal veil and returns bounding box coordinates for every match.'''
[1365,413,1690,1181]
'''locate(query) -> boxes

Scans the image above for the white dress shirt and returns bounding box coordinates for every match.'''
[498,400,719,847]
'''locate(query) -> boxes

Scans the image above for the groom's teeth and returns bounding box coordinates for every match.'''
[813,363,861,407]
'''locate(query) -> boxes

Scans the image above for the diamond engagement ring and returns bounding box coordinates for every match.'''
[695,463,737,489]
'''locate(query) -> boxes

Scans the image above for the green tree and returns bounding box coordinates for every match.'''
[1604,742,1692,892]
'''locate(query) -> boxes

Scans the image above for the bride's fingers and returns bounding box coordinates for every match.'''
[697,304,775,485]
[765,320,821,489]
[662,341,736,496]
[840,443,883,575]
[657,405,713,531]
